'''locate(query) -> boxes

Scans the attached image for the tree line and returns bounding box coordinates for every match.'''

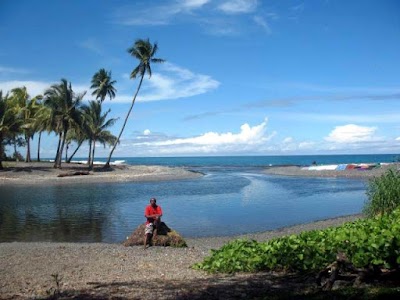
[0,38,164,170]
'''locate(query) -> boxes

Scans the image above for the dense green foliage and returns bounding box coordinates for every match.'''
[193,208,400,273]
[363,168,400,217]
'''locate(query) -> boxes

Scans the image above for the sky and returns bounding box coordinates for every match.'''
[1,0,400,158]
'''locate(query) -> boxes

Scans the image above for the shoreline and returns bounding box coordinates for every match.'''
[263,163,399,179]
[0,161,202,185]
[0,214,362,299]
[1,161,398,186]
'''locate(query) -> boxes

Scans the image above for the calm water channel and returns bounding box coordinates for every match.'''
[0,167,367,243]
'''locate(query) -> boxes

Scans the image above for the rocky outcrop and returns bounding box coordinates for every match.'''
[123,222,187,247]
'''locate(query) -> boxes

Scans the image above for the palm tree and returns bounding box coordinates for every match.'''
[0,91,20,169]
[104,38,164,168]
[44,79,85,168]
[90,69,117,104]
[33,102,51,162]
[9,87,42,162]
[82,101,117,170]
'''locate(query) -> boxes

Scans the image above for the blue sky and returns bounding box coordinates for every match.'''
[1,0,400,158]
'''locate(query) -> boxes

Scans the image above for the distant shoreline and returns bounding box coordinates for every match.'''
[1,161,398,185]
[263,163,399,179]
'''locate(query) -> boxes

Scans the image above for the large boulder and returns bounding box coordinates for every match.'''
[123,222,187,247]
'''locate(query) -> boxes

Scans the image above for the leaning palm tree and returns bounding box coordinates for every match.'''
[90,68,117,104]
[103,38,164,168]
[44,79,85,168]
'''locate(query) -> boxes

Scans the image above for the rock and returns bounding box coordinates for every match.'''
[123,222,187,247]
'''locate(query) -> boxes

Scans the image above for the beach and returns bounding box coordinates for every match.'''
[0,214,361,300]
[263,163,399,179]
[0,161,395,299]
[0,161,202,185]
[1,161,397,186]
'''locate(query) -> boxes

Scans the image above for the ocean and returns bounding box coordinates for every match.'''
[0,154,398,243]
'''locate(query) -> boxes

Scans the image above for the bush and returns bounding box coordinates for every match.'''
[363,168,400,217]
[193,208,400,273]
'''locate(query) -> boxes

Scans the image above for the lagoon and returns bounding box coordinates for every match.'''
[0,163,368,243]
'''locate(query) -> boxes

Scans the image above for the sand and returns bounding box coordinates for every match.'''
[0,161,202,185]
[0,161,395,299]
[0,214,361,300]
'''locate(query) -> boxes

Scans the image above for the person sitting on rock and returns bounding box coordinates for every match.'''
[144,197,163,248]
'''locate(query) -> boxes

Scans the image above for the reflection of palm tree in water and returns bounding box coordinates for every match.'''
[0,185,122,242]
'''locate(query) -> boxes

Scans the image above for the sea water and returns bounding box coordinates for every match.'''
[0,154,397,243]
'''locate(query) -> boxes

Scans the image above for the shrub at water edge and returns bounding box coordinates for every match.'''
[193,208,400,273]
[363,168,400,218]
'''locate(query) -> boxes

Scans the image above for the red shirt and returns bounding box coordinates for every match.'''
[144,204,163,224]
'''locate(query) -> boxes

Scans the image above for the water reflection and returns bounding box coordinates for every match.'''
[0,171,367,242]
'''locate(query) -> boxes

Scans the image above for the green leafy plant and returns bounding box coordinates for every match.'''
[193,208,400,273]
[363,168,400,217]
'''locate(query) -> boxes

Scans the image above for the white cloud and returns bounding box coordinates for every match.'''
[114,0,210,26]
[0,66,30,75]
[127,118,277,155]
[218,0,258,14]
[0,80,88,97]
[282,137,293,143]
[253,15,272,34]
[134,62,220,102]
[324,124,379,143]
[143,129,151,135]
[396,137,400,141]
[79,38,103,55]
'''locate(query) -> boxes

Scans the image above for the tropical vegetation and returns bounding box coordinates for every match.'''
[104,38,165,168]
[194,169,400,291]
[0,38,162,169]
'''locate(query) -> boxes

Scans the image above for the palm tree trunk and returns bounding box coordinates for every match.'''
[54,133,62,168]
[104,74,144,169]
[0,133,4,170]
[90,139,96,170]
[57,130,67,168]
[13,135,19,162]
[87,139,92,165]
[37,131,42,162]
[65,142,69,163]
[67,140,83,163]
[25,134,31,162]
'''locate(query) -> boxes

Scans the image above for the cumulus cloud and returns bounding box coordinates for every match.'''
[143,129,151,135]
[218,0,258,14]
[123,118,277,155]
[151,118,271,146]
[324,124,378,143]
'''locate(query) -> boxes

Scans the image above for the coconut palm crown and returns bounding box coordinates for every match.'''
[90,69,116,103]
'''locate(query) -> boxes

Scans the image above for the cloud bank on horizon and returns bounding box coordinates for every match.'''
[0,0,399,157]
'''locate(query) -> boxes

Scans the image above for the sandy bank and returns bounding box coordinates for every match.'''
[263,163,399,179]
[0,214,361,299]
[0,161,202,185]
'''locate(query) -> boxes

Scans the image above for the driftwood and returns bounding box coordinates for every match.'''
[316,252,400,290]
[123,222,187,248]
[57,171,91,177]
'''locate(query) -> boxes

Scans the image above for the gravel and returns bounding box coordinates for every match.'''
[0,214,362,299]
